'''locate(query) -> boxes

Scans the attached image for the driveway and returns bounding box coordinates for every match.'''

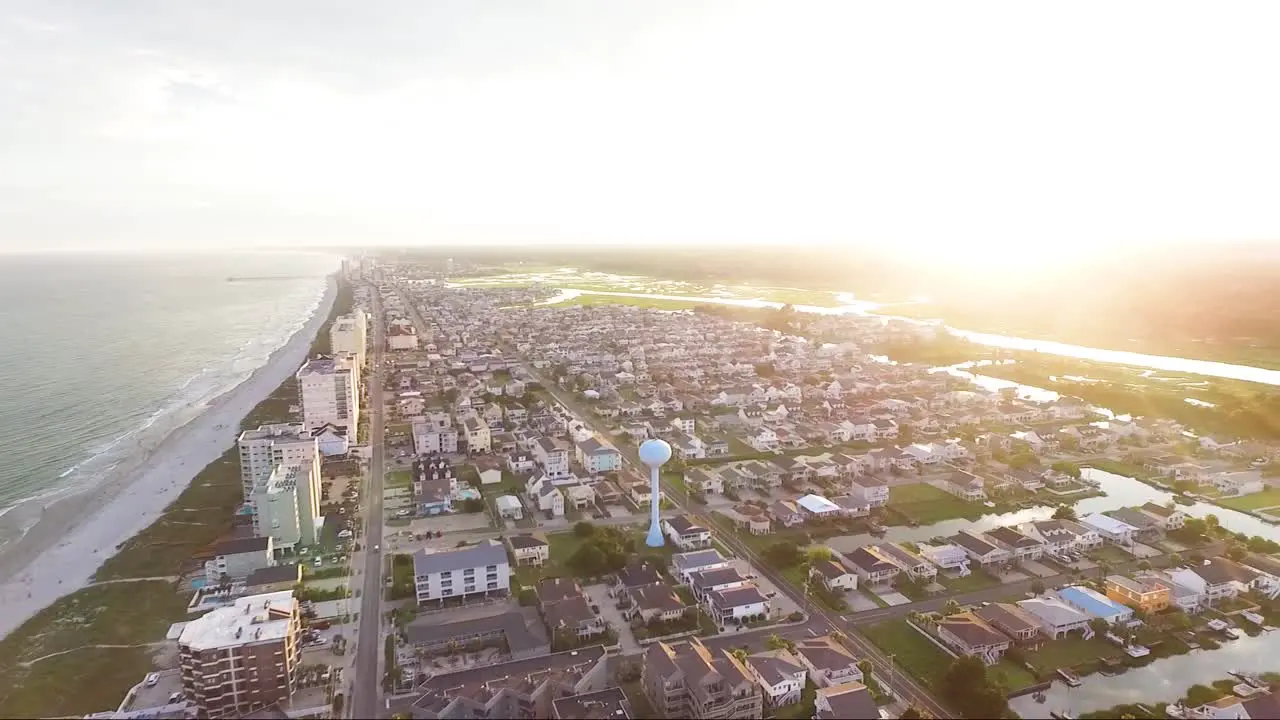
[1131,542,1163,558]
[583,583,639,654]
[873,590,912,607]
[846,592,882,612]
[1019,560,1059,578]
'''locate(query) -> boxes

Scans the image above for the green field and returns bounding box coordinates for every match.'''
[888,483,983,523]
[1217,488,1280,511]
[861,620,954,686]
[559,294,706,311]
[385,470,413,489]
[1026,635,1122,673]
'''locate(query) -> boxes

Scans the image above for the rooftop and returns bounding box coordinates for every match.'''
[178,590,296,651]
[551,687,632,720]
[413,541,508,576]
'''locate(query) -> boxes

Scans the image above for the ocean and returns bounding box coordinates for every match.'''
[0,251,340,525]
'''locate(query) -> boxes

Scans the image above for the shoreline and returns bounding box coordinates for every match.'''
[0,273,338,640]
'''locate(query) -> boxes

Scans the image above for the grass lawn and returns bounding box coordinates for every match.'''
[664,471,690,498]
[779,564,808,590]
[861,620,953,686]
[1218,488,1280,511]
[560,294,707,311]
[1090,544,1137,564]
[887,483,983,524]
[727,435,757,456]
[775,680,818,720]
[990,659,1039,692]
[1027,635,1122,673]
[385,470,413,489]
[939,569,1001,593]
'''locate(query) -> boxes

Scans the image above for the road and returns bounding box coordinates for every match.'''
[527,365,954,718]
[351,286,387,719]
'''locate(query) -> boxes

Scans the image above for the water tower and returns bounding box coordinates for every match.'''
[640,439,673,547]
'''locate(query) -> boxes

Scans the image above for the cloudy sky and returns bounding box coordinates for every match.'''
[3,1,1279,256]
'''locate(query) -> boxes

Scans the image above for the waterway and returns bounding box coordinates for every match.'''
[828,468,1280,556]
[1011,630,1280,718]
[537,287,1280,386]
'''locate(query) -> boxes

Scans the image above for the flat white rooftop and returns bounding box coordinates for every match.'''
[178,590,295,651]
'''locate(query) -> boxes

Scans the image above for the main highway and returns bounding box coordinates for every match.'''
[351,285,387,719]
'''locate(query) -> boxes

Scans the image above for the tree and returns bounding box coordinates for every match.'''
[899,707,924,720]
[1052,461,1082,479]
[1169,552,1184,566]
[806,546,834,563]
[1206,514,1221,531]
[1138,560,1153,571]
[1089,618,1109,637]
[568,544,608,577]
[731,648,749,663]
[764,542,804,568]
[943,599,961,616]
[1030,579,1046,596]
[940,656,1009,719]
[766,633,795,652]
[1052,505,1078,521]
[574,521,596,538]
[1008,452,1039,469]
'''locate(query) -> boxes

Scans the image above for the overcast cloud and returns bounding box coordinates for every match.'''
[2,1,1279,254]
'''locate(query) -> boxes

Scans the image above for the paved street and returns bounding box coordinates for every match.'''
[351,287,387,720]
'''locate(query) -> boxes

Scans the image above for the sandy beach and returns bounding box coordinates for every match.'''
[0,275,337,640]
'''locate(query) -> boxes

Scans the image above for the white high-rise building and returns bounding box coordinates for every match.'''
[330,310,368,368]
[237,423,320,504]
[296,355,359,438]
[253,457,323,551]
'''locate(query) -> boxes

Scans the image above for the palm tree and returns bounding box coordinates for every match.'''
[943,599,961,616]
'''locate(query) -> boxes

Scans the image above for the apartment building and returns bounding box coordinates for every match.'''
[296,355,360,441]
[252,458,322,551]
[409,646,609,719]
[413,541,510,605]
[643,638,764,720]
[237,423,319,505]
[329,310,368,368]
[177,591,300,718]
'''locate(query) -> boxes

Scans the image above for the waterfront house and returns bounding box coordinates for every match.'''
[975,603,1043,645]
[985,526,1045,562]
[1056,585,1134,625]
[1138,502,1188,531]
[936,612,1012,665]
[846,547,900,587]
[939,471,987,501]
[1017,597,1094,639]
[920,543,971,576]
[848,475,889,508]
[949,531,1011,568]
[1078,512,1138,547]
[870,543,938,582]
[1105,575,1170,613]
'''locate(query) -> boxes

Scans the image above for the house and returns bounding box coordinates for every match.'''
[533,482,566,517]
[626,584,690,625]
[533,436,571,479]
[614,559,666,591]
[810,559,859,592]
[663,515,713,551]
[1105,507,1163,541]
[642,638,763,720]
[1005,469,1045,491]
[1105,575,1171,613]
[1078,513,1138,547]
[562,482,595,510]
[203,536,274,585]
[747,426,779,452]
[412,541,510,605]
[746,650,807,707]
[1140,571,1209,613]
[848,476,889,508]
[975,603,1042,644]
[1056,585,1134,625]
[1199,435,1240,452]
[1178,557,1263,603]
[1241,554,1280,600]
[832,496,871,518]
[1187,690,1280,720]
[1209,471,1266,497]
[794,636,863,688]
[1016,597,1094,639]
[845,547,900,587]
[507,452,536,474]
[575,437,623,475]
[689,567,749,603]
[464,417,492,454]
[1138,502,1188,531]
[939,471,987,501]
[671,549,731,585]
[949,531,1011,568]
[768,500,806,528]
[505,533,549,567]
[705,585,770,625]
[544,594,608,640]
[936,612,1012,665]
[814,682,880,720]
[684,468,724,495]
[985,526,1045,562]
[870,543,937,582]
[416,475,454,516]
[920,543,971,576]
[495,494,524,520]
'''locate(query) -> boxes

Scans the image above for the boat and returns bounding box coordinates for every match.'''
[1050,711,1078,720]
[1224,627,1241,640]
[1056,668,1082,687]
[1242,610,1265,626]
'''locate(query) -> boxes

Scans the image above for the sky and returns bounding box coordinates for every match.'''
[3,1,1280,259]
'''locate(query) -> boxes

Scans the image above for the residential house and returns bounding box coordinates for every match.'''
[745,650,807,707]
[920,544,971,576]
[539,578,607,641]
[672,550,731,585]
[939,471,987,501]
[689,567,749,604]
[705,586,770,626]
[626,584,690,625]
[768,500,806,529]
[814,682,880,720]
[575,437,623,475]
[464,417,492,454]
[848,475,889,508]
[642,638,763,720]
[810,559,859,592]
[870,543,937,583]
[505,532,549,567]
[1105,575,1171,613]
[615,560,666,591]
[685,468,724,495]
[845,547,900,587]
[1016,597,1094,639]
[495,495,524,521]
[794,636,863,688]
[1138,502,1188,531]
[1056,585,1134,626]
[985,526,1045,562]
[663,515,713,551]
[950,531,1011,568]
[975,603,1043,645]
[1105,507,1163,542]
[533,436,571,479]
[1078,513,1139,547]
[937,612,1013,665]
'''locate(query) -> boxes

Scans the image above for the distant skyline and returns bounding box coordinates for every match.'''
[3,1,1280,260]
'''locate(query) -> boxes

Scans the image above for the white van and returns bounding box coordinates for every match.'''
[144,672,160,687]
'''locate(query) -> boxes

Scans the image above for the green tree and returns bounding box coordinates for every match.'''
[1052,504,1078,521]
[940,656,1009,719]
[1030,579,1046,596]
[899,707,924,720]
[574,521,596,538]
[1051,461,1082,479]
[765,542,804,568]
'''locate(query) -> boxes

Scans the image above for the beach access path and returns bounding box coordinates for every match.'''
[0,276,338,640]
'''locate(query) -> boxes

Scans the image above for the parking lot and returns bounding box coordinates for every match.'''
[583,583,641,654]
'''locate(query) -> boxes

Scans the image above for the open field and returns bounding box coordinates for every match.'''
[385,470,413,489]
[558,295,707,311]
[861,620,954,687]
[887,483,984,524]
[1217,488,1280,511]
[1026,635,1123,673]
